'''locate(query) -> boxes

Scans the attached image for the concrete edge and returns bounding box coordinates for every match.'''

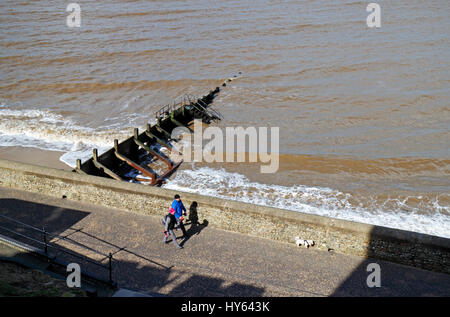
[1,158,448,251]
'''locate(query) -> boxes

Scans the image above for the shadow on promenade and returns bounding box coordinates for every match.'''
[331,226,450,297]
[180,201,209,247]
[0,198,265,297]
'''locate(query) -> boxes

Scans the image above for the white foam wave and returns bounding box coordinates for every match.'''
[0,107,135,167]
[163,167,450,238]
[1,107,448,238]
[59,141,112,168]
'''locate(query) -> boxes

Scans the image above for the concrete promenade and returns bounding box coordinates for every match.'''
[0,186,449,296]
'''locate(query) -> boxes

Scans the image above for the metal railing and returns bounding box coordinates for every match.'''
[0,213,114,286]
[154,94,223,122]
[155,95,190,119]
[195,97,223,121]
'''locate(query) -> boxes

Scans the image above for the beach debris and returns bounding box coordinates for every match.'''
[295,236,315,248]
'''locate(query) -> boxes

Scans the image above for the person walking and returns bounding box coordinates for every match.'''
[162,211,183,249]
[171,194,189,238]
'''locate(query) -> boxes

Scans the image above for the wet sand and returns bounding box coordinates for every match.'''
[1,144,448,237]
[0,146,71,171]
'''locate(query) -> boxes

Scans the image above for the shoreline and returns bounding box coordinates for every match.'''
[0,145,447,192]
[0,145,448,239]
[0,146,71,171]
[0,157,448,275]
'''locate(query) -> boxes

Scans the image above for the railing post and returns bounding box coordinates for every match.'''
[108,252,113,285]
[42,227,48,255]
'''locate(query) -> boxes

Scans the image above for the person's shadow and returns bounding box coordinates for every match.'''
[180,202,208,247]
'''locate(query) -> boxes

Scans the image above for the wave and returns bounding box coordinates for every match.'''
[1,106,448,176]
[98,9,199,19]
[1,79,219,94]
[0,107,134,167]
[163,167,450,238]
[1,106,448,238]
[277,154,450,177]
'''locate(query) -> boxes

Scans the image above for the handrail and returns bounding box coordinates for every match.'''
[0,213,114,285]
[0,224,48,247]
[192,97,223,121]
[197,98,223,119]
[0,213,45,234]
[154,93,223,122]
[155,95,188,119]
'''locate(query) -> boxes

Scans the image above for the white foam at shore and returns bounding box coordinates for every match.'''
[0,107,136,167]
[163,167,450,238]
[1,106,449,238]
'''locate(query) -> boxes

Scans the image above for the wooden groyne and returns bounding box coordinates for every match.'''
[74,88,223,186]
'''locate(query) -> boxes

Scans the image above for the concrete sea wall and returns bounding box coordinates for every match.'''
[0,159,448,274]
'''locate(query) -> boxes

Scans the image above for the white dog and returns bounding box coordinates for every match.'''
[295,236,315,248]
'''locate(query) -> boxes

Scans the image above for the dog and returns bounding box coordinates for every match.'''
[295,236,315,248]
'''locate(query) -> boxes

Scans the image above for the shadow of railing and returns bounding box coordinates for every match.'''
[0,198,265,296]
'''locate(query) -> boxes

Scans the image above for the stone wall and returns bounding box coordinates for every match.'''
[0,159,448,274]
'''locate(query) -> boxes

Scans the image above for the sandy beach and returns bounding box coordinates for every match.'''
[0,146,71,171]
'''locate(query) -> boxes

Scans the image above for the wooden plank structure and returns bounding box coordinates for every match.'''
[74,87,223,186]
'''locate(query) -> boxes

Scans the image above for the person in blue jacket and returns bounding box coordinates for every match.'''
[171,194,188,238]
